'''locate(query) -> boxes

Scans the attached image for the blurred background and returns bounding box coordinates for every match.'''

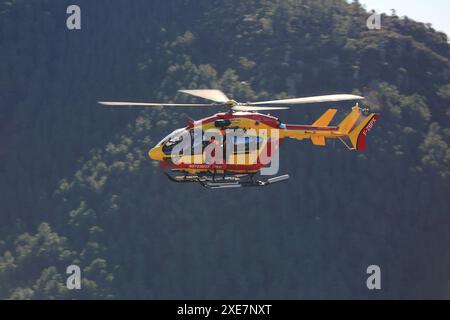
[0,0,449,299]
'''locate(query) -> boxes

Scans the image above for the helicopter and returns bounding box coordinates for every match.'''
[99,89,380,189]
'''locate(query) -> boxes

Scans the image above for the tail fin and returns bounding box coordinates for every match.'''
[339,106,362,134]
[348,114,380,151]
[309,109,337,146]
[313,109,337,127]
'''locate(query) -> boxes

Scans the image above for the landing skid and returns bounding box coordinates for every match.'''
[164,172,289,189]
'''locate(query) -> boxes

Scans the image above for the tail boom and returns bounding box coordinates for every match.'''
[278,108,380,151]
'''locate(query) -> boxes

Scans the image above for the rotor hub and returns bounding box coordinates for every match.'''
[225,99,238,106]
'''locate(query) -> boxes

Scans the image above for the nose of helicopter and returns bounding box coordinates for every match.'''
[148,146,164,161]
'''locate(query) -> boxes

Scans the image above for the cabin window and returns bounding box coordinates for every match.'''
[230,135,263,154]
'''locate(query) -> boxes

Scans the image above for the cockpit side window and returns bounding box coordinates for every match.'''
[161,128,209,155]
[161,128,189,154]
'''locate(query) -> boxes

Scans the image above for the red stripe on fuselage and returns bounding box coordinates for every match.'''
[190,113,339,132]
[172,163,263,171]
[194,112,280,128]
[285,124,338,131]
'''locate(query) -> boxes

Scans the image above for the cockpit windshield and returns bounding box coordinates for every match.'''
[159,128,194,155]
[157,128,187,147]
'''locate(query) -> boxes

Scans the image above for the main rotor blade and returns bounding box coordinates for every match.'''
[178,89,229,103]
[232,106,290,111]
[98,101,213,107]
[249,94,365,106]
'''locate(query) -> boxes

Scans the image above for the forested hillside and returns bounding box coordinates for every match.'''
[0,0,449,299]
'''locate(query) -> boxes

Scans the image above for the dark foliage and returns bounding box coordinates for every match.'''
[0,0,449,299]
